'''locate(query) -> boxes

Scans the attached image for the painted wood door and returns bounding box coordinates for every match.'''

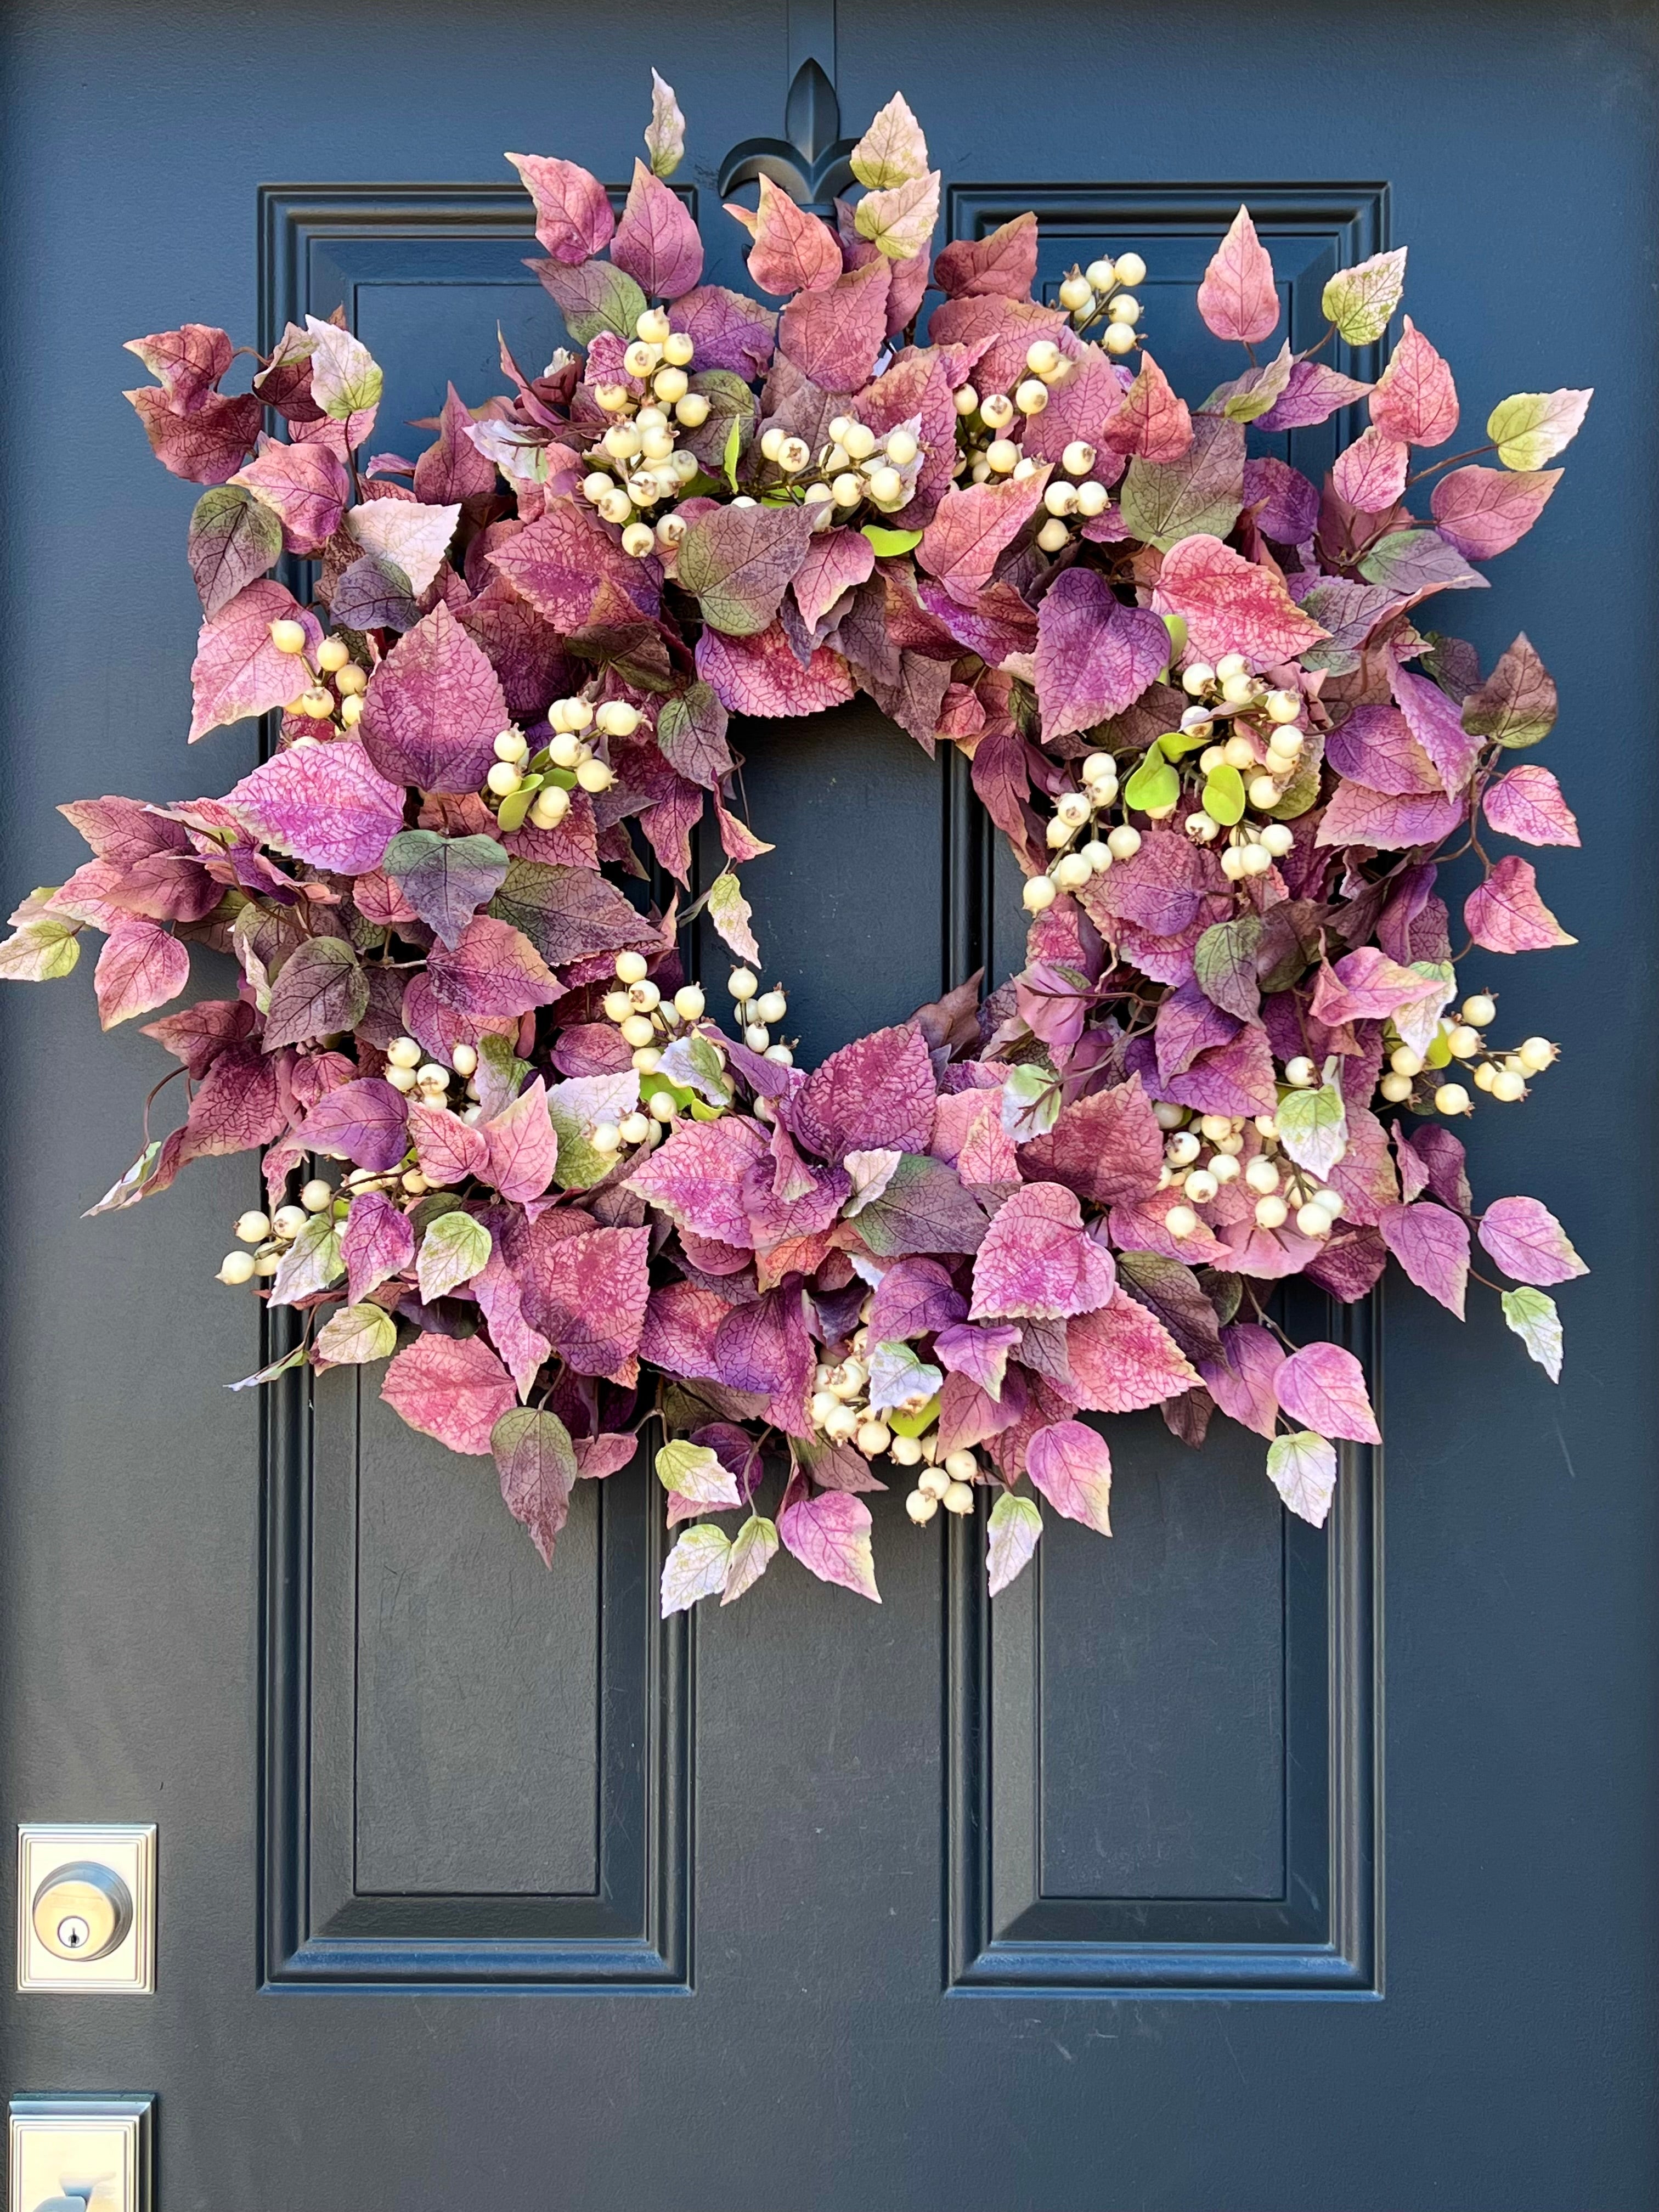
[1,3,1655,2204]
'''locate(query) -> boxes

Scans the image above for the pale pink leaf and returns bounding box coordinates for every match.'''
[1477,1196,1588,1287]
[1274,1341,1380,1445]
[1025,1420,1113,1534]
[1196,207,1279,345]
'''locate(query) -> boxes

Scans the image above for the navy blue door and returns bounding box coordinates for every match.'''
[2,4,1655,2205]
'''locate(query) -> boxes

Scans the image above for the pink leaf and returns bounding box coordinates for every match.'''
[1379,1200,1470,1318]
[695,622,854,716]
[231,438,349,554]
[93,920,189,1028]
[492,1408,577,1567]
[1482,765,1579,847]
[1196,206,1279,345]
[778,1488,879,1601]
[505,153,614,263]
[1369,318,1459,447]
[427,915,558,1019]
[1101,350,1192,463]
[1477,1196,1587,1287]
[1390,666,1484,791]
[1152,535,1328,663]
[517,1222,652,1380]
[740,176,842,296]
[1017,1076,1165,1206]
[1025,1419,1113,1534]
[917,470,1051,604]
[381,1333,516,1455]
[1430,466,1561,560]
[407,1099,491,1188]
[970,1183,1117,1321]
[1315,781,1465,851]
[611,160,703,298]
[481,1078,558,1203]
[1274,1341,1380,1444]
[792,1022,936,1159]
[225,740,407,873]
[1332,426,1409,514]
[627,1114,769,1246]
[1464,856,1575,953]
[932,212,1039,300]
[777,257,890,392]
[792,524,876,631]
[1325,703,1442,796]
[1065,1290,1199,1412]
[188,579,321,741]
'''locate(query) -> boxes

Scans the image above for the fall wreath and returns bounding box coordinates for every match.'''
[4,81,1590,1611]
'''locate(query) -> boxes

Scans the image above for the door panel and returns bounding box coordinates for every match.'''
[2,3,1656,2207]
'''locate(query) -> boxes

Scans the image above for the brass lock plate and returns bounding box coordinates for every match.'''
[8,2094,154,2212]
[15,1827,155,1995]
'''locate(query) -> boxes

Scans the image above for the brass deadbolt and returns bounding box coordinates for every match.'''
[30,1860,134,1963]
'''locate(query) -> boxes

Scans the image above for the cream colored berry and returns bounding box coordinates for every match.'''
[1023,874,1058,913]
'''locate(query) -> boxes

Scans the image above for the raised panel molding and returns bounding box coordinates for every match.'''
[257,184,690,1991]
[944,181,1385,1997]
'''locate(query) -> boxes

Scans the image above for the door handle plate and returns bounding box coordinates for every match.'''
[8,2095,154,2212]
[15,1829,155,1995]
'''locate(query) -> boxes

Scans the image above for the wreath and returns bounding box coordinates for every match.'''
[4,81,1591,1612]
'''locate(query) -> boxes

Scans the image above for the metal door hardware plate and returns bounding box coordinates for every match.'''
[8,2095,154,2212]
[15,1828,155,1995]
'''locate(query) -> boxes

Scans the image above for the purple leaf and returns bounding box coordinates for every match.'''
[917,471,1051,603]
[1017,1076,1166,1206]
[187,486,284,617]
[667,286,778,379]
[262,935,366,1048]
[382,1333,516,1455]
[1477,1196,1587,1287]
[414,382,498,505]
[778,1488,879,1601]
[226,738,406,874]
[1483,765,1579,847]
[1461,633,1557,749]
[176,1041,286,1162]
[383,829,509,949]
[359,602,509,795]
[1431,464,1561,560]
[342,1190,414,1302]
[612,160,703,298]
[516,1223,652,1381]
[1325,703,1442,795]
[1243,456,1320,543]
[867,1256,966,1340]
[677,500,817,637]
[629,1114,768,1246]
[492,1407,577,1566]
[1379,1199,1470,1317]
[1274,1341,1380,1444]
[297,1077,410,1172]
[489,496,660,633]
[1025,1419,1113,1533]
[695,621,854,716]
[127,385,262,486]
[330,554,420,633]
[792,1021,936,1158]
[851,1152,989,1258]
[1358,529,1488,598]
[1034,568,1169,738]
[231,437,349,554]
[1390,665,1483,792]
[1255,360,1373,433]
[970,1182,1116,1321]
[408,1100,490,1187]
[427,913,558,1018]
[1197,1322,1285,1438]
[1465,856,1575,952]
[655,681,733,788]
[934,1321,1020,1400]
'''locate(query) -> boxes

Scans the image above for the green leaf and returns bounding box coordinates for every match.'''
[227,1342,309,1392]
[706,868,760,962]
[1119,415,1245,551]
[415,1211,492,1302]
[1500,1286,1563,1383]
[1124,751,1180,812]
[1321,248,1407,347]
[1201,761,1246,826]
[1193,913,1263,1018]
[1276,1066,1348,1182]
[1485,388,1592,472]
[661,1522,733,1615]
[722,415,743,494]
[494,783,536,834]
[1002,1062,1060,1139]
[1462,635,1557,751]
[1160,612,1188,661]
[313,1302,398,1365]
[269,1214,345,1306]
[861,523,924,556]
[546,1094,618,1190]
[886,1394,940,1439]
[987,1491,1043,1595]
[1159,727,1212,760]
[0,916,80,981]
[1265,1430,1337,1527]
[305,317,383,421]
[721,1513,779,1605]
[543,261,647,346]
[655,1439,742,1506]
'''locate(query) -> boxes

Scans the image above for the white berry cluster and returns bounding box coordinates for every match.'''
[1023,751,1140,912]
[1150,1099,1346,1243]
[484,695,633,832]
[595,948,707,1141]
[1376,992,1559,1118]
[757,412,922,516]
[580,307,709,558]
[723,964,793,1061]
[806,1317,981,1522]
[268,621,369,728]
[1175,657,1306,877]
[215,1174,341,1286]
[1056,247,1148,356]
